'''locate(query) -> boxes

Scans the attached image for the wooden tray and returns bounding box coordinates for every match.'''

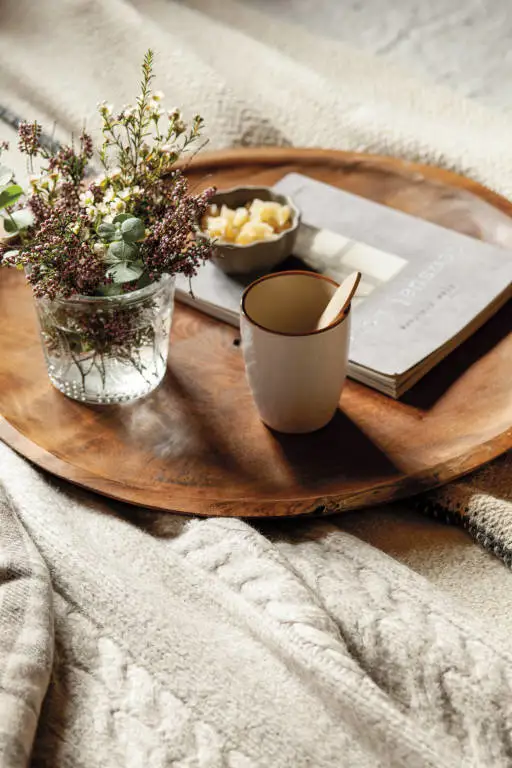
[1,148,511,517]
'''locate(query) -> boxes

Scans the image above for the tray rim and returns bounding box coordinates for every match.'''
[1,414,510,517]
[177,146,512,216]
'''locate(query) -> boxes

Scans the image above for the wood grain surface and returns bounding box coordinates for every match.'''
[0,147,511,516]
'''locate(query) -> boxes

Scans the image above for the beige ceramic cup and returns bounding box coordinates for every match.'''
[240,271,351,433]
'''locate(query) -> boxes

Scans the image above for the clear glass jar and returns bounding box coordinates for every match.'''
[34,275,175,404]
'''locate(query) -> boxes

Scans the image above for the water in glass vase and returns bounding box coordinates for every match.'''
[35,275,175,404]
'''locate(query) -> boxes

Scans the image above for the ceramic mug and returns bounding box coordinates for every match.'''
[240,271,351,433]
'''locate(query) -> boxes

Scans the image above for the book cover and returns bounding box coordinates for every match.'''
[177,173,512,396]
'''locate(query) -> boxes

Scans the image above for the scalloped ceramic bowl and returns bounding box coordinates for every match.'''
[200,185,301,276]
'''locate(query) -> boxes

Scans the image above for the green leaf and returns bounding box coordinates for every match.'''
[97,222,117,242]
[106,239,139,264]
[0,184,23,210]
[106,261,144,283]
[3,208,35,233]
[112,213,132,225]
[120,217,145,243]
[0,165,13,187]
[96,282,123,297]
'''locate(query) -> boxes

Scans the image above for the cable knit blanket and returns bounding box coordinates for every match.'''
[1,2,512,765]
[2,443,512,768]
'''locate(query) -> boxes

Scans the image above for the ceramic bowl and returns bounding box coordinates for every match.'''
[200,185,301,276]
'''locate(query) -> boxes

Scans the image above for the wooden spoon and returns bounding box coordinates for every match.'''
[316,271,362,330]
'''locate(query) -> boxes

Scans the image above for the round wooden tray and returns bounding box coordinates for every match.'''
[1,148,511,517]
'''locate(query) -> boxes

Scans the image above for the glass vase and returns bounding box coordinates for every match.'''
[34,275,175,404]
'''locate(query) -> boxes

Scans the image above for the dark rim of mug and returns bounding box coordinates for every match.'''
[240,270,351,337]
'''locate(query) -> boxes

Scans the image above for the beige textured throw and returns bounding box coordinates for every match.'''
[418,454,512,564]
[1,442,512,768]
[2,0,512,197]
[1,2,512,765]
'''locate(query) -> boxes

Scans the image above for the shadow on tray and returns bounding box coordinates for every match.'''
[401,300,511,410]
[270,410,400,487]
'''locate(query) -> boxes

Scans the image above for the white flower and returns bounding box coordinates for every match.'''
[118,187,132,201]
[103,187,116,203]
[29,173,50,190]
[93,242,106,255]
[85,206,97,221]
[151,91,165,102]
[110,199,126,214]
[109,168,122,180]
[98,101,113,116]
[97,202,109,216]
[151,107,165,119]
[79,190,95,207]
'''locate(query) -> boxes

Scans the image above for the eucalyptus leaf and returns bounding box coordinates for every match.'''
[106,261,144,284]
[104,251,121,265]
[107,239,139,263]
[97,282,123,297]
[135,272,152,290]
[3,208,35,233]
[97,222,117,242]
[0,184,23,210]
[0,165,13,188]
[103,250,120,265]
[120,217,145,243]
[112,213,132,225]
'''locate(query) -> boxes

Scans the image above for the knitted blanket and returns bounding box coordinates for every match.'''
[2,0,512,197]
[1,2,512,765]
[2,442,512,768]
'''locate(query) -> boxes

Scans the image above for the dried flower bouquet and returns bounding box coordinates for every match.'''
[0,50,214,403]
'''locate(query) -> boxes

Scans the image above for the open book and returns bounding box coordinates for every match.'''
[176,173,512,398]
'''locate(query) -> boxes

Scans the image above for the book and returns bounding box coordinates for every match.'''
[176,173,512,398]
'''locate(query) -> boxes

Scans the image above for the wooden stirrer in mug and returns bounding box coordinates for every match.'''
[315,271,362,331]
